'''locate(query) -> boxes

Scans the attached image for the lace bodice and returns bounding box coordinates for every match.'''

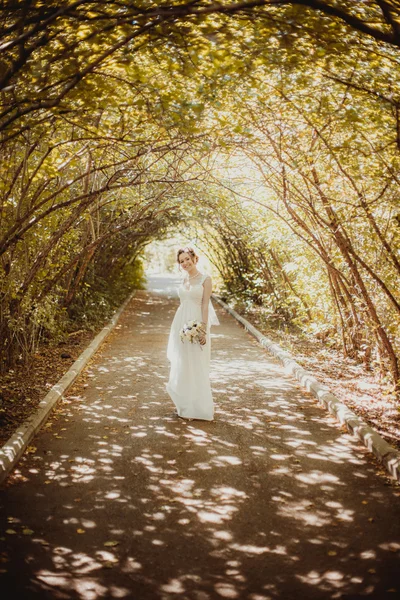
[178,273,208,307]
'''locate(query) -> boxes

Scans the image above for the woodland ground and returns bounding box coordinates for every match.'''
[0,328,102,447]
[0,285,399,452]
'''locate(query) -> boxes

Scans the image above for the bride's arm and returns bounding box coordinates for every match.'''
[201,276,212,328]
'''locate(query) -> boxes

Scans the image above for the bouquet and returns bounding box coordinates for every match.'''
[179,320,206,346]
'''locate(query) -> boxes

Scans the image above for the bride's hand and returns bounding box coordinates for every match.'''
[199,334,206,346]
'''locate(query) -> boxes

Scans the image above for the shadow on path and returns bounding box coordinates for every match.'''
[0,275,399,599]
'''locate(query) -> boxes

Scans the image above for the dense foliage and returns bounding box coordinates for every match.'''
[0,1,399,393]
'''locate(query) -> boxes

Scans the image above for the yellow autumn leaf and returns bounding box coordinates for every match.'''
[104,540,119,547]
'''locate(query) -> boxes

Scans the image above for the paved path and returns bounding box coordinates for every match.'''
[1,275,399,600]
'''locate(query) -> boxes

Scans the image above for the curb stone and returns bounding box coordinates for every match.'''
[212,295,400,482]
[0,292,135,486]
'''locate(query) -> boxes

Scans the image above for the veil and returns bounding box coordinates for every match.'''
[198,268,220,327]
[208,298,220,327]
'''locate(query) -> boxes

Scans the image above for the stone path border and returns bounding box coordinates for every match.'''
[0,292,135,485]
[212,295,400,482]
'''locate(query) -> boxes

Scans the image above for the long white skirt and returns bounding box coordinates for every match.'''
[166,302,214,421]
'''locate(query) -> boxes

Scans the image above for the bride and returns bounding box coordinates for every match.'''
[166,247,219,421]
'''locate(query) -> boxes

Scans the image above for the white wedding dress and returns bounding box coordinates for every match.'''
[166,273,219,420]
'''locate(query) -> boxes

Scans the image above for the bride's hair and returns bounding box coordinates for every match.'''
[177,247,199,264]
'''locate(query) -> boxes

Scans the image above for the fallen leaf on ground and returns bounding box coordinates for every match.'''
[104,541,119,547]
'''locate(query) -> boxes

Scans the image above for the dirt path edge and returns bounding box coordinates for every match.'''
[0,291,136,485]
[212,294,400,482]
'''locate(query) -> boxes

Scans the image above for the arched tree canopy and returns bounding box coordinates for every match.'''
[1,0,400,390]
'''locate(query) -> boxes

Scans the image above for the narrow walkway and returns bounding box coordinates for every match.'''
[1,275,399,600]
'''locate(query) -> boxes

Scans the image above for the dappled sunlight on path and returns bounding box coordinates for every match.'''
[0,275,399,599]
